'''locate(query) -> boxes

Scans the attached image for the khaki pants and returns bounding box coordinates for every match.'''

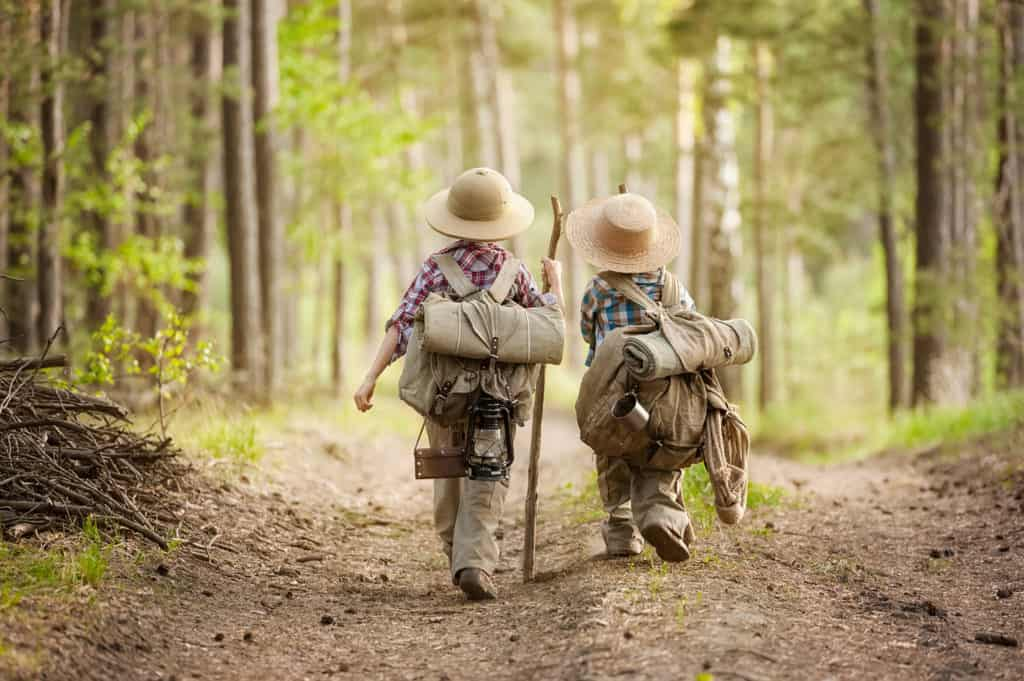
[596,452,691,555]
[428,421,509,582]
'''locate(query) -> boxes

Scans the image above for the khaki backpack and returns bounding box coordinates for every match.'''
[399,254,563,427]
[575,270,755,524]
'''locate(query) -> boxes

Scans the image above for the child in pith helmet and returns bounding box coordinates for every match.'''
[354,167,563,600]
[566,192,697,561]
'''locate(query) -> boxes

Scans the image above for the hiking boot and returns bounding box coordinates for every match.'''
[640,516,695,563]
[457,568,497,601]
[602,520,644,557]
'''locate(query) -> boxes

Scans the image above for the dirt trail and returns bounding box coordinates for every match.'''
[12,415,1024,681]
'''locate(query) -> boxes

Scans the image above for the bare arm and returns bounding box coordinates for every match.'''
[353,326,400,412]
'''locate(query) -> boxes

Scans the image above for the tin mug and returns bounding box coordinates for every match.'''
[612,393,649,432]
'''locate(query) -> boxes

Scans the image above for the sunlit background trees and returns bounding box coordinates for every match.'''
[1,0,1023,448]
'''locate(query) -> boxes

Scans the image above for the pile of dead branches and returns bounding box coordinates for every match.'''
[0,355,185,548]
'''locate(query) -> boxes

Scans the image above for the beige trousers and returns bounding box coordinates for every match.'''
[596,452,691,553]
[428,421,509,582]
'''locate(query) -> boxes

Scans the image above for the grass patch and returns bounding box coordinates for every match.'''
[558,473,605,525]
[171,405,265,467]
[759,389,1024,464]
[558,464,786,531]
[0,518,113,610]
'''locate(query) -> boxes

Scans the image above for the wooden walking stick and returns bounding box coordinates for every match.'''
[523,195,562,583]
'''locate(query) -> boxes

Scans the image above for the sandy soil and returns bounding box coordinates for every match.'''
[3,414,1023,681]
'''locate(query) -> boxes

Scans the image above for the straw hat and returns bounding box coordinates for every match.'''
[424,167,535,242]
[565,193,680,273]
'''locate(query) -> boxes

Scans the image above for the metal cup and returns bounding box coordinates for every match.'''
[612,393,650,431]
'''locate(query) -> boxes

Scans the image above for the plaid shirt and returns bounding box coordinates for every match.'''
[580,268,696,366]
[387,240,554,363]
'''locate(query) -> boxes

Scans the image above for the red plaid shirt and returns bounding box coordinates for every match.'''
[386,240,554,363]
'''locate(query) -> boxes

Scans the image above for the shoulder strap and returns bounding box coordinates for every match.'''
[488,257,521,303]
[433,254,478,299]
[598,271,659,313]
[661,270,682,308]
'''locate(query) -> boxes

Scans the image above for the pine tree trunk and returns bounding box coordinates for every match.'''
[331,205,351,395]
[0,11,9,341]
[363,204,385,351]
[704,36,743,398]
[38,0,66,344]
[752,43,776,409]
[330,0,352,395]
[474,0,524,256]
[554,0,586,366]
[912,0,947,406]
[7,6,40,353]
[996,0,1024,388]
[590,147,610,199]
[84,0,116,330]
[252,0,282,392]
[864,0,909,411]
[133,12,160,338]
[222,0,264,385]
[674,58,698,289]
[443,2,464,184]
[182,7,218,340]
[689,104,708,309]
[112,6,135,325]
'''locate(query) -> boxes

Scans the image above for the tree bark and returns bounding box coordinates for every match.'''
[331,0,352,395]
[474,0,524,255]
[912,0,947,406]
[222,0,264,384]
[38,0,66,344]
[704,36,743,398]
[554,0,587,366]
[996,0,1024,388]
[689,94,708,309]
[7,6,40,354]
[0,11,9,342]
[252,0,282,392]
[133,11,160,338]
[443,2,464,184]
[182,6,218,341]
[84,0,117,330]
[363,204,385,352]
[752,43,776,409]
[674,58,698,290]
[863,0,909,411]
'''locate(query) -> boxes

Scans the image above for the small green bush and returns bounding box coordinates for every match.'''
[197,420,263,465]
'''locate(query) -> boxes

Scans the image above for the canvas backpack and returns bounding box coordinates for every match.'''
[398,254,552,427]
[575,270,755,524]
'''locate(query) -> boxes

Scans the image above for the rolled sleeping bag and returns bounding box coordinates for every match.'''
[623,314,757,380]
[421,296,565,365]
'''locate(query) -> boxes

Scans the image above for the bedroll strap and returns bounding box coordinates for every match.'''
[488,257,521,304]
[433,254,478,299]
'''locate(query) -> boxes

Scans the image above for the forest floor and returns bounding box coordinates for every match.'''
[2,410,1023,681]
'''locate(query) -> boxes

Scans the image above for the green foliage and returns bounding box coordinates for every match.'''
[277,0,435,261]
[0,517,113,610]
[558,463,785,532]
[772,389,1024,463]
[196,419,264,466]
[77,313,222,437]
[558,474,606,525]
[886,391,1024,450]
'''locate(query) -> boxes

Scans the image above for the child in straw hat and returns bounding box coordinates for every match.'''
[566,192,698,561]
[354,167,563,600]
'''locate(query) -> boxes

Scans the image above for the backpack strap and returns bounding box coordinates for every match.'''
[433,253,478,299]
[488,257,521,304]
[661,269,682,308]
[599,270,660,313]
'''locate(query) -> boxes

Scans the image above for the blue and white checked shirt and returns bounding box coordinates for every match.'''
[579,268,697,366]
